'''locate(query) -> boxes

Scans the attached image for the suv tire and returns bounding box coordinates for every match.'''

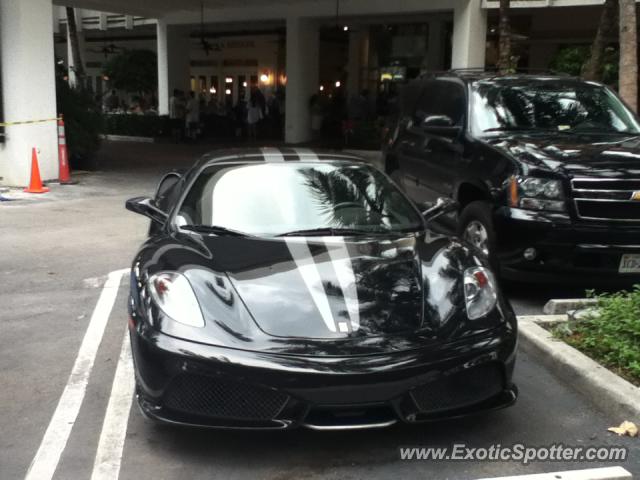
[458,201,498,269]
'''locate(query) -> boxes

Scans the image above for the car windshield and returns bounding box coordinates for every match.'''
[471,80,640,136]
[175,162,423,236]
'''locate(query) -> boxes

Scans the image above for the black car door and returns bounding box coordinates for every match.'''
[397,79,466,207]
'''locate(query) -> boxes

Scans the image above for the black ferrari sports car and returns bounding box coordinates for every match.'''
[126,148,517,430]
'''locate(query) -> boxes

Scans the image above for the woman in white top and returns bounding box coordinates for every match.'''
[247,97,263,142]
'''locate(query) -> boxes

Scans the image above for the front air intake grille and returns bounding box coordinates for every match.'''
[410,363,504,414]
[164,374,289,421]
[572,178,640,222]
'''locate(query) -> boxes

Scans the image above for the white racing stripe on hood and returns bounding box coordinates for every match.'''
[324,237,360,332]
[261,147,285,162]
[293,148,319,161]
[285,238,339,332]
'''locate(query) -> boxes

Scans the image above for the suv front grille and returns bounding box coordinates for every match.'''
[572,178,640,222]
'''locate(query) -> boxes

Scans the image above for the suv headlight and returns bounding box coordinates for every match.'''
[148,272,205,328]
[464,267,498,320]
[508,176,565,212]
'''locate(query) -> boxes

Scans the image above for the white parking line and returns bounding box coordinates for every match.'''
[91,329,135,480]
[477,466,632,480]
[24,268,129,480]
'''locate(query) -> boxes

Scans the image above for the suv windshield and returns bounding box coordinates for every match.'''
[471,80,640,136]
[176,162,423,236]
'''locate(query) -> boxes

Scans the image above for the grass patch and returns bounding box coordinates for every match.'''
[553,287,640,387]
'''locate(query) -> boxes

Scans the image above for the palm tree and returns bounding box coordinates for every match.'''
[618,0,637,111]
[497,0,512,73]
[66,7,86,91]
[582,0,617,81]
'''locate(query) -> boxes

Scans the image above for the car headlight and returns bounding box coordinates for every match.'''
[508,176,565,212]
[464,267,498,320]
[148,272,205,328]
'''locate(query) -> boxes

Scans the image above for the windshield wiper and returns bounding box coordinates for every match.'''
[180,224,251,237]
[565,128,633,135]
[277,227,377,237]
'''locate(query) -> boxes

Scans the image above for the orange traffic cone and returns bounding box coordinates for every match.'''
[24,148,50,194]
[57,117,74,184]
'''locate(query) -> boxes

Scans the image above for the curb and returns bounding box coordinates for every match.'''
[518,316,640,422]
[102,134,155,143]
[543,298,598,314]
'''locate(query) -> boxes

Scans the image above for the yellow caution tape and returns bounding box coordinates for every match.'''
[0,117,61,127]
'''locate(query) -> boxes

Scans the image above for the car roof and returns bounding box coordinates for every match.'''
[194,148,369,169]
[420,70,587,85]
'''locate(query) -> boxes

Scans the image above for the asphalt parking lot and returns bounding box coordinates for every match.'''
[1,141,637,479]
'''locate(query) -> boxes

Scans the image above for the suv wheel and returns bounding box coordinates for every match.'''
[458,201,497,267]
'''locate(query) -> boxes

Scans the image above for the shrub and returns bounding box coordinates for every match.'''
[56,77,103,169]
[102,114,171,138]
[555,287,640,385]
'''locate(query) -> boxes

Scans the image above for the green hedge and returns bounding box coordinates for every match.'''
[56,78,103,170]
[102,114,171,138]
[554,287,640,386]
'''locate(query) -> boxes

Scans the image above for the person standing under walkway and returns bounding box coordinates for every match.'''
[247,96,263,142]
[185,91,200,141]
[103,89,120,113]
[169,89,186,142]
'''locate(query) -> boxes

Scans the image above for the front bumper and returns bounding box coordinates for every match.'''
[494,207,640,284]
[130,325,517,430]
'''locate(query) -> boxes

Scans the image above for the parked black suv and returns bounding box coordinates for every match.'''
[384,71,640,284]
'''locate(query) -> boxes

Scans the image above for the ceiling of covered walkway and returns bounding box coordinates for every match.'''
[52,0,454,20]
[56,0,314,16]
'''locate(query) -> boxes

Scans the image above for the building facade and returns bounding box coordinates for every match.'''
[0,0,624,186]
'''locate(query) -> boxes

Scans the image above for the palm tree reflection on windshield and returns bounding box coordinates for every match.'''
[478,83,619,132]
[300,167,392,229]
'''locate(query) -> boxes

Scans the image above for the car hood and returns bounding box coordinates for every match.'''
[137,231,497,352]
[487,132,640,178]
[205,234,466,340]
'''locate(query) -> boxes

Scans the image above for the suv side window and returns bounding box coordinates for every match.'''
[416,80,466,125]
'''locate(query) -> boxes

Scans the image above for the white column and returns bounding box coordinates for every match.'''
[451,0,487,69]
[0,0,58,186]
[98,12,107,31]
[52,6,61,34]
[66,8,86,90]
[285,16,319,144]
[66,26,80,89]
[157,19,169,115]
[157,21,191,116]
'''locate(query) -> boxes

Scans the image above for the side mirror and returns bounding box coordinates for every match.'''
[125,196,168,225]
[421,197,459,221]
[155,171,182,199]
